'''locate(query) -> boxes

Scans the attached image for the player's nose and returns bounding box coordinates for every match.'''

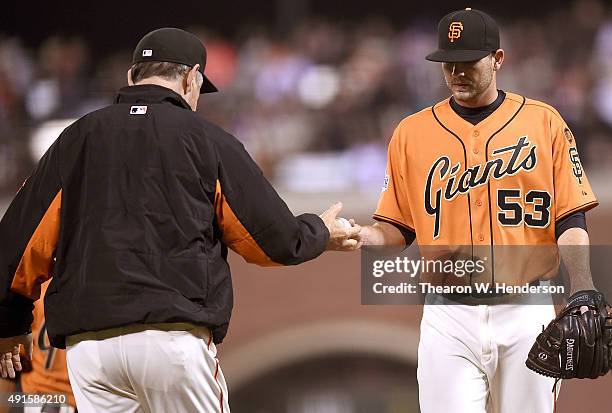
[451,64,468,77]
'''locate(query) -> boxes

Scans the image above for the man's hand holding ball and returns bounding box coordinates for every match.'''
[319,202,362,251]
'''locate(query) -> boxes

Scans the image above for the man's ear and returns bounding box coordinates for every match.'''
[185,64,200,94]
[493,49,505,71]
[127,68,134,86]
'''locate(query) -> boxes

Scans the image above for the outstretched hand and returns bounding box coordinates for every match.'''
[319,202,362,251]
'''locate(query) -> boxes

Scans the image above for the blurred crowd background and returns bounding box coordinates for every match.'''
[3,1,612,412]
[2,0,612,200]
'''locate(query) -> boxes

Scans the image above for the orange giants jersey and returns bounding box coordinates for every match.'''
[20,281,76,407]
[374,92,598,284]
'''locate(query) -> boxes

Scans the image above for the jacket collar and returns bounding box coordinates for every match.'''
[115,84,191,110]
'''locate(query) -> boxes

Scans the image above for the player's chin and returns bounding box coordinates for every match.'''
[451,89,475,101]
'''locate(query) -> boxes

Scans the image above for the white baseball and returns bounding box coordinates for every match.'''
[335,217,352,229]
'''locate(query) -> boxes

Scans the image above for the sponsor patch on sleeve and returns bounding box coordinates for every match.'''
[563,126,574,144]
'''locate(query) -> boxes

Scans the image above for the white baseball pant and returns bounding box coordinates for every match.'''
[417,294,558,413]
[65,324,229,413]
[24,407,75,413]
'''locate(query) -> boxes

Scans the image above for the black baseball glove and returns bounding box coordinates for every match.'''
[526,290,612,379]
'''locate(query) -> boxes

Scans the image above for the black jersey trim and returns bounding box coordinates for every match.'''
[431,106,475,284]
[372,214,416,232]
[430,106,474,246]
[555,201,599,222]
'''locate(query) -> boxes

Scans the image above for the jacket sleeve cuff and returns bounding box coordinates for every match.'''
[295,213,330,261]
[0,293,34,338]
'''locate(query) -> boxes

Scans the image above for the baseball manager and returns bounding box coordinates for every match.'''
[0,28,359,412]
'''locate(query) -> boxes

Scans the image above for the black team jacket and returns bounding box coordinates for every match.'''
[0,85,329,348]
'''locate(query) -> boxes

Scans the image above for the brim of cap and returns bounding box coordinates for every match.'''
[200,74,218,94]
[425,49,491,63]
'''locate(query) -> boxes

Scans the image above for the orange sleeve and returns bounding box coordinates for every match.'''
[10,190,62,300]
[214,181,280,266]
[20,281,76,407]
[550,116,598,220]
[373,125,415,231]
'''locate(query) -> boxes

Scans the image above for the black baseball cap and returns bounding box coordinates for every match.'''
[426,8,500,63]
[132,28,218,94]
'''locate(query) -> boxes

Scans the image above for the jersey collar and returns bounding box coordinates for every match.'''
[115,84,191,110]
[432,91,523,139]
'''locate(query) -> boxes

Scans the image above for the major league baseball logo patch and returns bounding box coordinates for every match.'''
[142,49,153,57]
[382,174,390,192]
[130,105,148,115]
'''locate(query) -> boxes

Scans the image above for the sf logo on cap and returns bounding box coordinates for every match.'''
[448,22,464,43]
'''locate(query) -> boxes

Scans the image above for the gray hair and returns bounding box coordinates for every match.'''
[131,61,203,89]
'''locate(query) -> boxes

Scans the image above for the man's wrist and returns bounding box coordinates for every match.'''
[568,283,596,297]
[360,226,380,246]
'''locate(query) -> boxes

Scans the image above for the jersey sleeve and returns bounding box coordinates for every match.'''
[550,115,598,221]
[373,125,415,232]
[0,140,62,338]
[213,134,329,266]
[20,281,76,408]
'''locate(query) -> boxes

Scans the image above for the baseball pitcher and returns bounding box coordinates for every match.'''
[355,8,611,413]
